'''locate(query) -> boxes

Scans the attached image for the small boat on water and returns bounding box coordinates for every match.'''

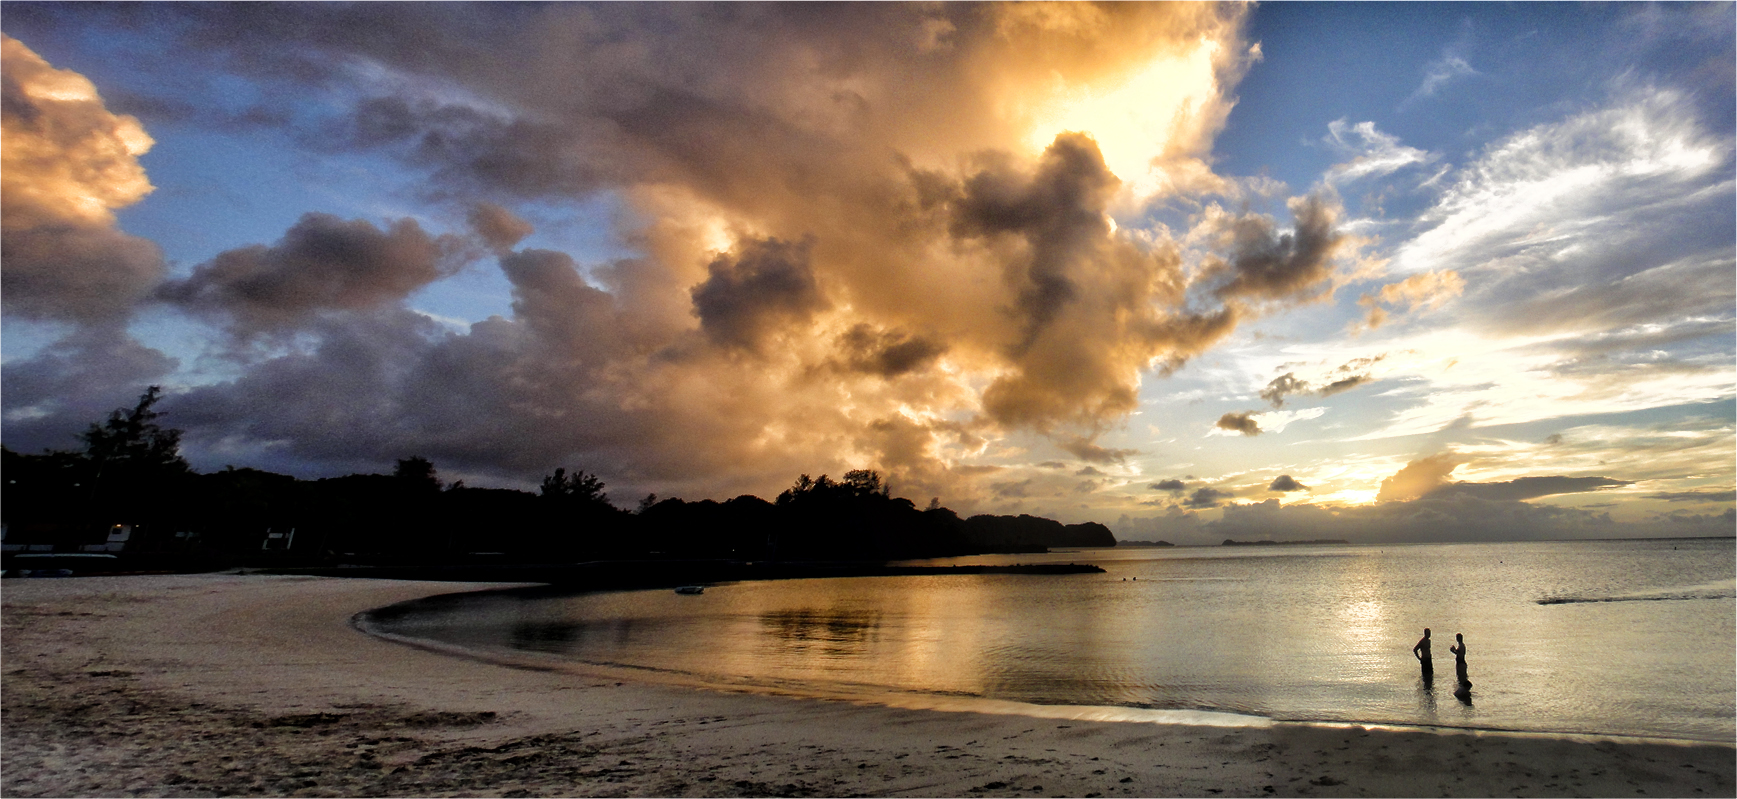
[674,585,704,595]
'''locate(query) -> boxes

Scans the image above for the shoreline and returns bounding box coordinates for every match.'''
[4,573,1732,797]
[354,595,1730,749]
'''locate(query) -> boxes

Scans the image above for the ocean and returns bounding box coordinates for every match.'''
[364,537,1735,742]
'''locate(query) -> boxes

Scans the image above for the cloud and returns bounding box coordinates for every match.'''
[1373,452,1632,506]
[1259,362,1381,408]
[1375,453,1463,502]
[1316,374,1372,397]
[689,236,829,353]
[1393,89,1730,338]
[158,213,470,339]
[1206,491,1730,545]
[1,35,165,322]
[1199,193,1346,307]
[1121,473,1727,546]
[0,6,1368,510]
[1323,119,1436,184]
[1646,489,1736,503]
[1427,476,1631,502]
[1268,475,1308,492]
[1407,54,1478,103]
[498,248,624,365]
[952,133,1264,437]
[1058,435,1138,464]
[1355,270,1465,331]
[467,202,534,255]
[992,478,1036,499]
[1216,411,1261,436]
[0,325,177,454]
[1259,372,1309,408]
[834,324,947,378]
[1183,486,1234,509]
[1151,478,1187,492]
[1212,406,1326,437]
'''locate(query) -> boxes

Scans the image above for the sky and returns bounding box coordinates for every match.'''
[2,2,1733,545]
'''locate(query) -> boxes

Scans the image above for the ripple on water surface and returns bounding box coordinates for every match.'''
[366,538,1736,742]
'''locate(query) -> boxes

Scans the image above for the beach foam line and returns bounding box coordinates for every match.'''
[1267,718,1737,747]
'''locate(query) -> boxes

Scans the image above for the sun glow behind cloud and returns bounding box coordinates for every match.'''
[1,4,1730,544]
[1021,37,1223,197]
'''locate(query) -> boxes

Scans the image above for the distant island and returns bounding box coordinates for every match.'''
[1221,538,1349,546]
[1116,540,1174,547]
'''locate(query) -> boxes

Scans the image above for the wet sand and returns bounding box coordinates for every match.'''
[3,573,1731,797]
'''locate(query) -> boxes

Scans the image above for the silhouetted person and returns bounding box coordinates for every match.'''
[1412,628,1434,677]
[1450,632,1470,687]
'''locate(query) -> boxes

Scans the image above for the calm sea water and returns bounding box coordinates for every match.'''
[368,538,1736,741]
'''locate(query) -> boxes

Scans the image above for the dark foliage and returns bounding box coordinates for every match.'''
[963,515,1117,551]
[3,392,1114,565]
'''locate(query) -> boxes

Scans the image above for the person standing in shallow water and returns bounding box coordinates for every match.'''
[1412,628,1434,678]
[1450,633,1470,687]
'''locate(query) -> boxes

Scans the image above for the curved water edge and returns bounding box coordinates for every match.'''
[352,539,1736,745]
[354,601,1733,747]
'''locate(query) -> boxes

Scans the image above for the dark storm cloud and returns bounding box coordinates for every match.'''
[951,133,1117,345]
[467,202,534,255]
[0,326,177,454]
[1216,412,1261,436]
[834,324,947,377]
[1259,372,1308,408]
[690,236,829,352]
[342,95,632,200]
[1426,476,1632,502]
[498,248,624,364]
[992,479,1036,499]
[937,134,1300,438]
[1183,486,1234,508]
[2,224,165,323]
[166,311,450,467]
[1317,374,1372,397]
[4,5,1330,507]
[158,213,469,336]
[1259,359,1378,409]
[168,306,636,480]
[1204,194,1344,306]
[1268,475,1308,492]
[1058,436,1138,464]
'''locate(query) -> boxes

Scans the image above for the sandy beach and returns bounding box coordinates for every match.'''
[3,574,1731,798]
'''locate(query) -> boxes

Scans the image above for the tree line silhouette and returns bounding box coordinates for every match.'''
[2,388,1114,566]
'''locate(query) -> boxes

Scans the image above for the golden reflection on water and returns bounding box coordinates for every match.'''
[378,540,1735,741]
[1323,553,1393,687]
[881,577,990,697]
